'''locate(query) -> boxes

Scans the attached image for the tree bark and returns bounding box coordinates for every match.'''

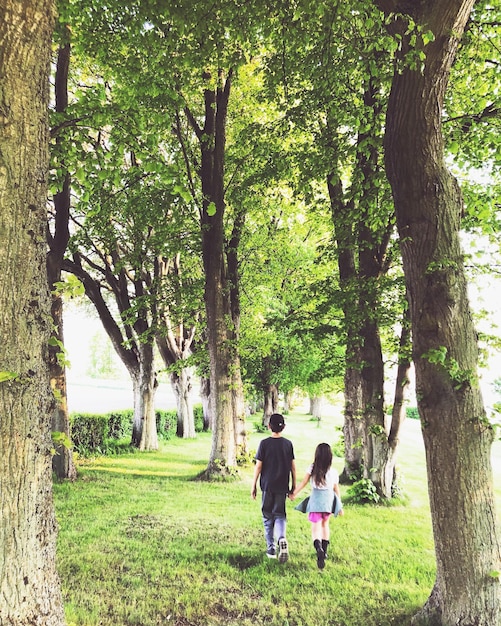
[374,306,412,497]
[310,395,323,420]
[380,1,501,623]
[48,293,77,480]
[0,0,65,623]
[131,342,158,450]
[170,367,196,439]
[263,383,279,425]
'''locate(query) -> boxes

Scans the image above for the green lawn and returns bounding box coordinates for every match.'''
[54,405,501,626]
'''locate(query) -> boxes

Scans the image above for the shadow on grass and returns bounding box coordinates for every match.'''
[227,553,264,570]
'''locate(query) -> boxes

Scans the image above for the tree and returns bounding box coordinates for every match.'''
[376,0,501,623]
[262,0,409,497]
[62,0,274,473]
[47,24,77,480]
[0,0,65,623]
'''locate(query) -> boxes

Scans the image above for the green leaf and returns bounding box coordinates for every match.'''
[206,202,217,216]
[0,371,18,383]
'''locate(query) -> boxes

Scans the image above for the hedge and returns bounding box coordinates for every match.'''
[70,404,204,455]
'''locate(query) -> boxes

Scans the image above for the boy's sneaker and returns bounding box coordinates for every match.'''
[278,537,289,563]
[266,547,277,559]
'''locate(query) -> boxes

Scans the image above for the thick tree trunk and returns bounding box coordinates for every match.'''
[381,1,501,623]
[263,383,279,425]
[131,343,158,451]
[358,315,386,492]
[170,367,196,439]
[328,74,398,496]
[340,359,365,483]
[195,70,246,478]
[310,395,323,420]
[0,1,65,623]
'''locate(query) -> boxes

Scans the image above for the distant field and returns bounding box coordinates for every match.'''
[66,377,178,413]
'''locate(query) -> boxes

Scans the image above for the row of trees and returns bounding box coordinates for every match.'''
[2,0,501,624]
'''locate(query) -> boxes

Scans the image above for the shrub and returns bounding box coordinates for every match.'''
[346,478,381,504]
[406,406,419,420]
[194,404,205,432]
[107,410,133,439]
[156,409,177,440]
[70,413,109,453]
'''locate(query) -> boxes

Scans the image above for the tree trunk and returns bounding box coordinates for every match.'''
[310,395,323,420]
[373,307,412,498]
[380,1,501,623]
[153,255,197,439]
[328,173,364,482]
[0,1,65,623]
[358,314,386,491]
[283,390,294,413]
[340,355,365,483]
[49,293,77,480]
[200,375,212,430]
[194,69,246,478]
[263,383,279,425]
[328,74,397,496]
[170,367,196,439]
[131,342,158,451]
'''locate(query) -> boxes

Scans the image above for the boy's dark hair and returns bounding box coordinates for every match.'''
[311,443,333,486]
[269,413,285,433]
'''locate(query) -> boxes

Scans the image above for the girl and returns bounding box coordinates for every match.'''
[292,442,344,569]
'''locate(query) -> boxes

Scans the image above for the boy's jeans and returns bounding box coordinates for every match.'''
[261,491,287,549]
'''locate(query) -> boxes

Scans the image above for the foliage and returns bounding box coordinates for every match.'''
[406,407,420,420]
[346,478,381,505]
[156,410,178,441]
[70,412,109,454]
[193,404,205,433]
[332,425,345,457]
[86,331,121,379]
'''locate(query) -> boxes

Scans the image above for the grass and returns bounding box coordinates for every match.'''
[53,404,501,626]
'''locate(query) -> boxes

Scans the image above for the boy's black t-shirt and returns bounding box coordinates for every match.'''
[255,436,295,493]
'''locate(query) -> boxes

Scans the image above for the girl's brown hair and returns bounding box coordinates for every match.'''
[311,443,333,486]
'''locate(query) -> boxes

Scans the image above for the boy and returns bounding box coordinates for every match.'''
[251,413,296,562]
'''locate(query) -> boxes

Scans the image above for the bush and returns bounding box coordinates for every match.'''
[156,409,177,440]
[346,478,381,504]
[194,404,205,432]
[107,410,133,439]
[71,404,202,455]
[406,406,419,420]
[70,413,109,454]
